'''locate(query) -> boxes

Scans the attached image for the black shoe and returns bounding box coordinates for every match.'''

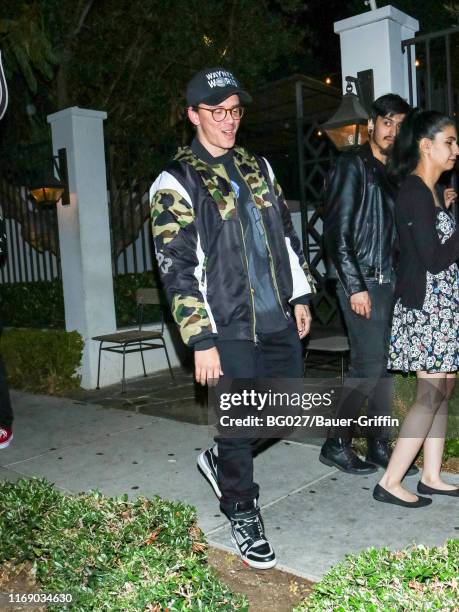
[373,483,432,508]
[197,448,221,499]
[230,500,276,570]
[366,438,419,476]
[320,438,378,474]
[417,481,459,497]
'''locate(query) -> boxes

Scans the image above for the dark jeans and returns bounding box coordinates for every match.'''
[215,322,303,516]
[333,280,395,439]
[0,317,13,429]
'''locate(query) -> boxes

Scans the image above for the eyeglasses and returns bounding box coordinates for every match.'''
[195,106,244,122]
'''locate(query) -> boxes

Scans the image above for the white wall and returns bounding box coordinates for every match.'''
[335,5,418,101]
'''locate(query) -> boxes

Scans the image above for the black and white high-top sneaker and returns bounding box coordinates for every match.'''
[197,448,221,499]
[230,500,276,569]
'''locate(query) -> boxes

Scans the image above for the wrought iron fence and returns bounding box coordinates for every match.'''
[0,137,170,284]
[0,141,61,284]
[402,26,459,113]
[403,26,459,224]
[294,82,339,326]
[105,137,173,277]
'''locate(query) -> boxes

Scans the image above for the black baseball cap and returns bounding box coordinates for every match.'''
[186,67,252,107]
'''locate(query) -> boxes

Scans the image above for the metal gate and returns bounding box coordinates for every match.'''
[403,25,459,225]
[295,80,340,325]
[403,26,459,113]
[105,138,175,277]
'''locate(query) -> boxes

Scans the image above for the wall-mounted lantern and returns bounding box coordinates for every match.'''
[321,69,374,150]
[30,148,70,207]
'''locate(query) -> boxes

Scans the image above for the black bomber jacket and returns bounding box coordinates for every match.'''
[150,145,315,348]
[324,142,397,296]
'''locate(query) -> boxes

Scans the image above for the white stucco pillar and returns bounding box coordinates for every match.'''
[335,5,419,103]
[47,107,117,389]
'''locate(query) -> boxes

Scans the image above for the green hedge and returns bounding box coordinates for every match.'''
[113,272,161,327]
[0,478,247,611]
[295,541,459,611]
[1,272,162,329]
[1,329,83,395]
[1,280,65,329]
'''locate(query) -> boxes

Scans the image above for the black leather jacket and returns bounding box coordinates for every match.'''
[324,142,397,296]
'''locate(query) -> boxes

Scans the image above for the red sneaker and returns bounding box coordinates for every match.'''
[0,427,13,449]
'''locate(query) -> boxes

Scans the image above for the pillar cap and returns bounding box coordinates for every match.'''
[334,6,419,35]
[47,107,107,124]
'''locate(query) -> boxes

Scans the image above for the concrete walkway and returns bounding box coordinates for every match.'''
[1,386,458,582]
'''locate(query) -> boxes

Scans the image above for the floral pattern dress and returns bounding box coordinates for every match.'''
[388,208,459,373]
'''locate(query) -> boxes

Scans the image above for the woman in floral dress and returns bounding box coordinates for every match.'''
[374,109,459,507]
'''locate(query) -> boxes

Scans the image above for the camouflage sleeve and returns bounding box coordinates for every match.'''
[150,175,216,348]
[267,162,316,298]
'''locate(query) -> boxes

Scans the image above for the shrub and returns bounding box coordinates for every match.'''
[1,272,163,329]
[113,272,161,327]
[1,329,83,394]
[0,479,247,611]
[444,437,459,461]
[1,280,65,329]
[295,541,459,611]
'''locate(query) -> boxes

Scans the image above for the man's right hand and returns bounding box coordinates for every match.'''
[350,290,372,319]
[194,347,223,386]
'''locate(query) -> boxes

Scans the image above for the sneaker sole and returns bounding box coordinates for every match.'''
[319,453,378,474]
[0,433,13,449]
[230,535,277,570]
[197,453,222,499]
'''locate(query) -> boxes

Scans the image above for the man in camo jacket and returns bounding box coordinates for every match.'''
[150,68,314,569]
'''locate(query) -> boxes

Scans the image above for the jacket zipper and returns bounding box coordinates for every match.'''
[258,214,289,319]
[225,164,257,342]
[200,256,207,286]
[237,218,258,343]
[234,164,288,321]
[378,192,383,284]
[336,273,350,298]
[371,161,383,284]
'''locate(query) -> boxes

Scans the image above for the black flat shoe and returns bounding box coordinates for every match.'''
[417,481,459,497]
[373,484,432,508]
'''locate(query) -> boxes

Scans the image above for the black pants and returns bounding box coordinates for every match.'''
[0,318,13,429]
[333,281,395,438]
[215,322,303,516]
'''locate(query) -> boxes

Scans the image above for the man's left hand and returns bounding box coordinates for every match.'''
[294,304,311,339]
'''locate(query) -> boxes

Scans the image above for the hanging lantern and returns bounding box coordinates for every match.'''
[322,78,370,150]
[29,148,69,207]
[30,173,66,207]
